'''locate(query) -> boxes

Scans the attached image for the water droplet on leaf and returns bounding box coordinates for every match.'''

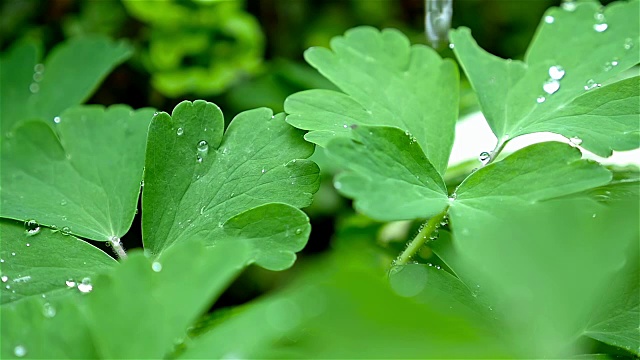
[77,277,93,293]
[43,302,56,318]
[197,140,209,152]
[24,220,40,236]
[548,65,565,80]
[65,279,76,288]
[14,345,27,357]
[623,38,634,50]
[176,127,184,136]
[544,15,554,24]
[569,136,583,145]
[593,23,608,32]
[61,226,71,235]
[295,228,302,235]
[561,1,576,11]
[1,276,8,282]
[34,63,44,73]
[543,79,560,95]
[53,116,61,124]
[478,151,491,165]
[584,79,601,91]
[536,96,546,104]
[29,83,39,93]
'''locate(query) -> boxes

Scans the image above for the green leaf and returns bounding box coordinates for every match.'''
[583,240,639,355]
[450,0,640,157]
[142,100,320,269]
[446,197,639,357]
[0,219,116,305]
[1,105,155,240]
[1,239,249,359]
[453,142,612,202]
[1,36,132,135]
[326,125,449,221]
[285,26,459,175]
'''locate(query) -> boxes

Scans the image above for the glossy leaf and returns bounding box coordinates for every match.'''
[1,105,155,240]
[142,100,320,269]
[285,26,459,175]
[0,219,116,305]
[450,0,640,156]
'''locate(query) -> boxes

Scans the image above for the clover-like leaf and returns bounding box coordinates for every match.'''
[1,36,132,135]
[0,239,249,359]
[0,219,116,305]
[285,26,459,175]
[325,125,448,221]
[450,0,640,157]
[142,100,320,269]
[1,105,155,241]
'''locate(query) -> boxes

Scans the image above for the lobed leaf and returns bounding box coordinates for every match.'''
[450,0,640,157]
[285,26,459,175]
[142,100,320,270]
[1,105,155,241]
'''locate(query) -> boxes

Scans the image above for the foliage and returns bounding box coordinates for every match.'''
[1,1,638,359]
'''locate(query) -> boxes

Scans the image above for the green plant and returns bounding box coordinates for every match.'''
[1,0,638,358]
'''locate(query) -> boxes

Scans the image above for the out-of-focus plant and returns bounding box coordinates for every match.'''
[122,0,264,97]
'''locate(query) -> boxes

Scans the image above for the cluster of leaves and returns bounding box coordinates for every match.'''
[1,0,638,358]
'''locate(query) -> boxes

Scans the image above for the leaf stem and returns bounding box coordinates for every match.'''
[395,208,448,266]
[485,138,509,166]
[109,236,128,260]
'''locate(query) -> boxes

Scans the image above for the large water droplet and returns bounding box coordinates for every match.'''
[77,277,93,293]
[543,79,560,95]
[478,151,491,165]
[584,79,601,91]
[24,220,40,236]
[14,345,27,357]
[548,65,565,80]
[544,15,554,24]
[176,127,184,136]
[43,302,56,318]
[151,262,162,272]
[536,96,546,104]
[1,276,8,282]
[197,140,209,152]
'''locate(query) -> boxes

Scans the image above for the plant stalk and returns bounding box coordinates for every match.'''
[395,209,448,266]
[485,138,509,166]
[109,236,128,260]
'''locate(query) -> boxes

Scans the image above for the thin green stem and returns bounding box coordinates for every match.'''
[395,208,448,266]
[485,138,509,166]
[109,236,128,260]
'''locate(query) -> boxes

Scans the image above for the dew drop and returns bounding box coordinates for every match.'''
[11,252,16,256]
[478,151,491,165]
[26,243,30,247]
[623,38,634,50]
[295,228,302,235]
[261,168,266,174]
[569,136,583,145]
[60,199,67,206]
[197,140,209,152]
[544,15,554,24]
[151,262,163,272]
[561,1,576,11]
[153,111,159,117]
[548,65,565,80]
[29,83,39,93]
[543,79,560,95]
[196,155,203,163]
[0,259,4,263]
[65,279,76,288]
[77,277,93,293]
[1,276,8,282]
[33,72,43,82]
[34,63,45,73]
[176,127,184,136]
[5,285,10,289]
[61,226,71,236]
[53,116,61,124]
[43,302,56,318]
[334,181,342,190]
[448,43,455,49]
[343,124,348,129]
[24,219,40,236]
[536,96,546,104]
[14,345,26,357]
[584,79,601,91]
[593,23,608,32]
[448,193,457,201]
